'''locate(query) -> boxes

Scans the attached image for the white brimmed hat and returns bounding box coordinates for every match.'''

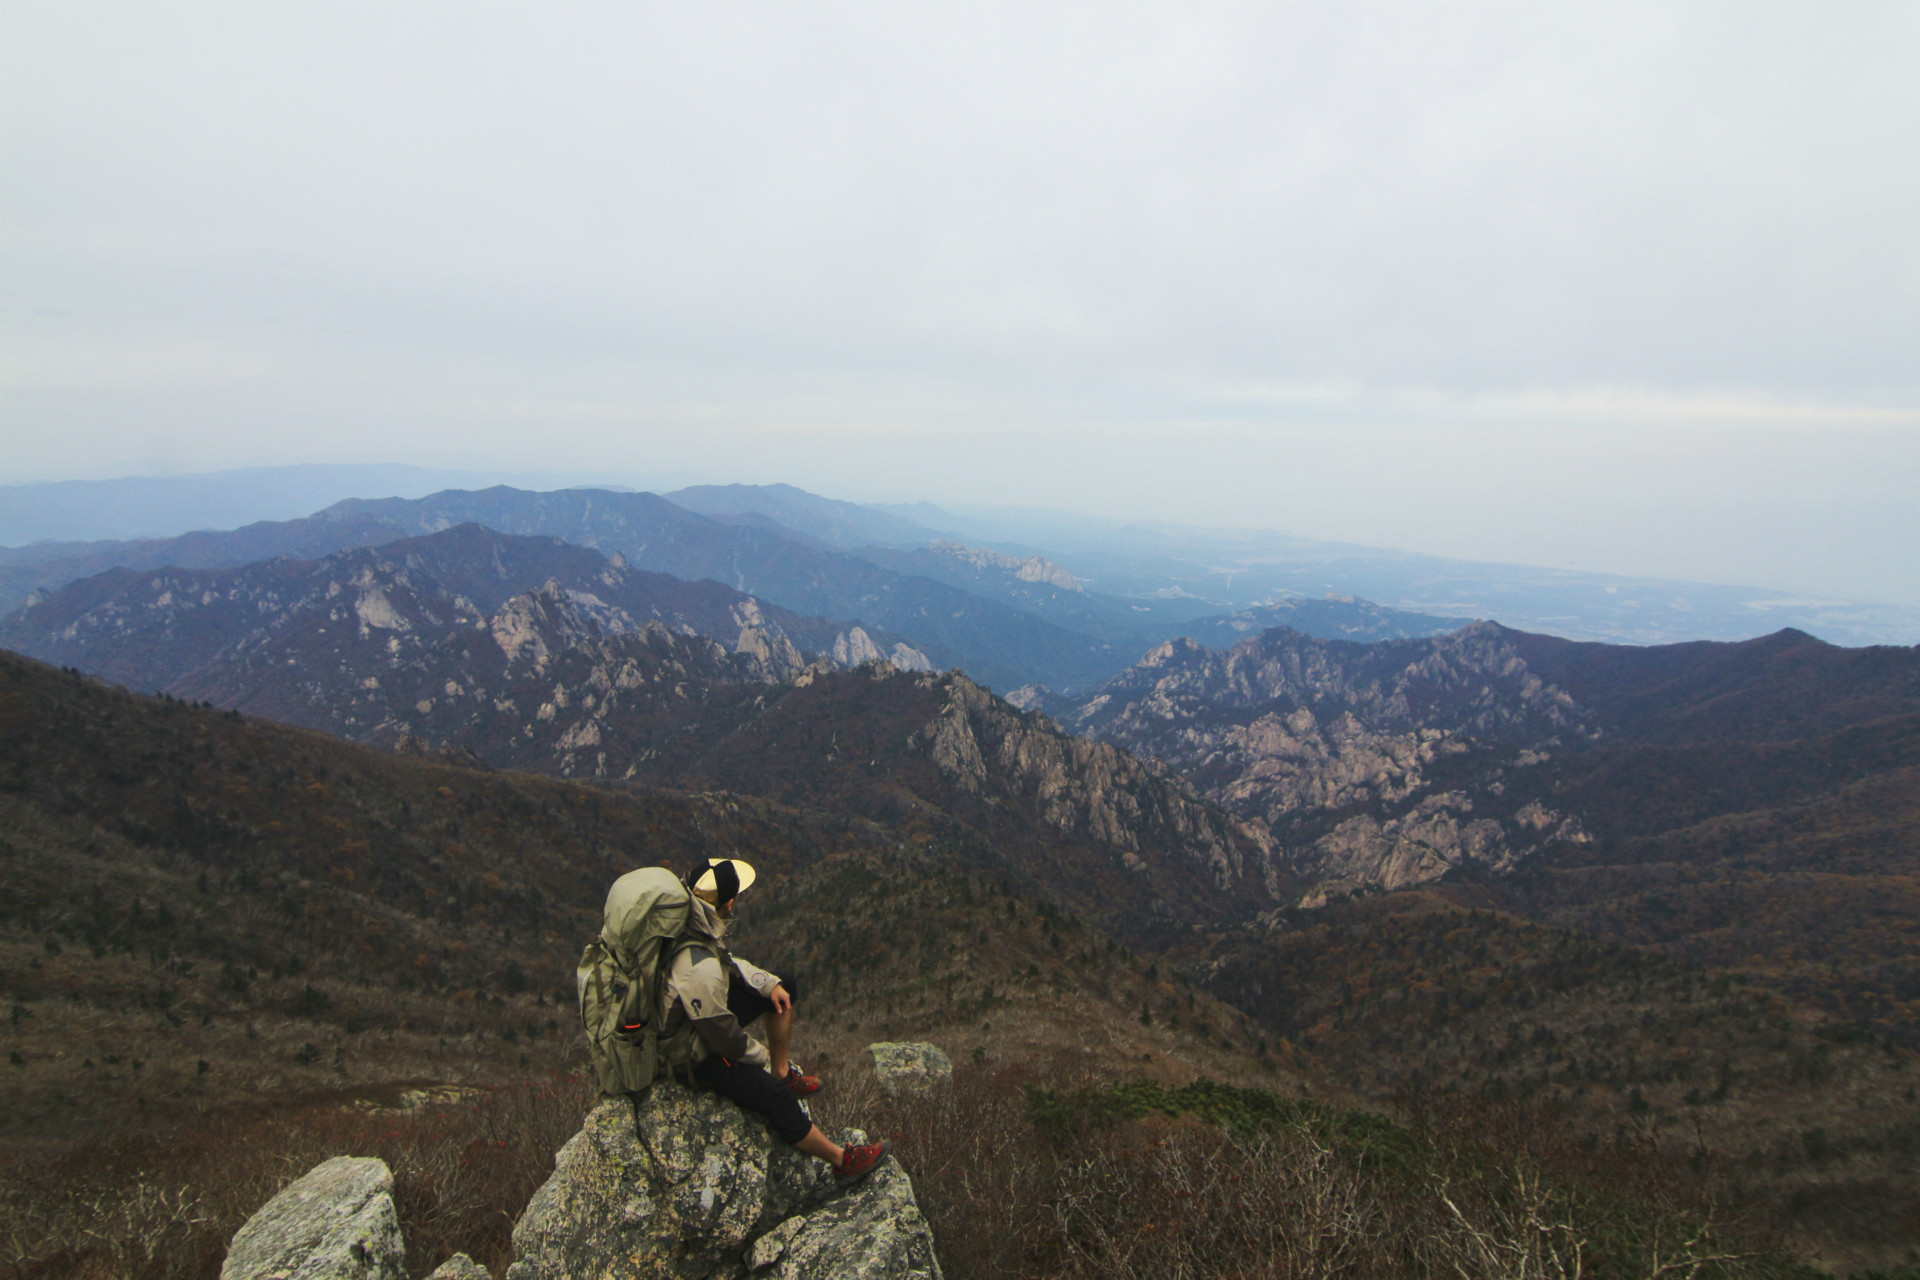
[692,858,757,902]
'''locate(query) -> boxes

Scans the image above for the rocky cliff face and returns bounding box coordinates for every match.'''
[1052,624,1594,900]
[1,524,928,692]
[656,662,1287,938]
[909,669,1280,900]
[1068,624,1585,744]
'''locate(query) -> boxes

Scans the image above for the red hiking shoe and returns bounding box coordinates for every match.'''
[784,1065,822,1097]
[834,1139,889,1184]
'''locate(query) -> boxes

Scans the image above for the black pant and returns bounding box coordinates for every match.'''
[690,972,810,1145]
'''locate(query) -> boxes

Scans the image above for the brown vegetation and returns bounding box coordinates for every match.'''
[806,1055,1816,1280]
[1200,893,1920,1270]
[7,644,1920,1276]
[0,651,882,1151]
[0,1073,596,1280]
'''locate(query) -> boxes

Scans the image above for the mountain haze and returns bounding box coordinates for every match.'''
[662,482,938,549]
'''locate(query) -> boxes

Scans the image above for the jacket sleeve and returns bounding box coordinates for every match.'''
[676,950,769,1068]
[731,956,782,997]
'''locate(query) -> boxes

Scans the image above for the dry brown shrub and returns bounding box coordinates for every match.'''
[4,1052,1799,1280]
[804,1055,1795,1280]
[0,1072,594,1280]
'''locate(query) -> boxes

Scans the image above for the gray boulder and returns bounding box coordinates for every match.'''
[221,1155,405,1280]
[426,1255,490,1280]
[867,1043,953,1096]
[742,1153,944,1279]
[506,1082,941,1279]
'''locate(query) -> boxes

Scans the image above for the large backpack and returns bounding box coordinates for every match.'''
[577,867,717,1095]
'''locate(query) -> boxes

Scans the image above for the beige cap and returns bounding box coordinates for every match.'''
[692,857,757,901]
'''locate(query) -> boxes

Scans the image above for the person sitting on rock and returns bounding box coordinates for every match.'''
[666,857,889,1183]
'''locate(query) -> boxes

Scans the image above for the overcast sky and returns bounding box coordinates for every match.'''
[4,3,1918,602]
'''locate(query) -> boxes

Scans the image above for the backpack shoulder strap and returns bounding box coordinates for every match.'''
[670,934,732,970]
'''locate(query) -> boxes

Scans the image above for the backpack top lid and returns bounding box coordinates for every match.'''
[602,866,692,955]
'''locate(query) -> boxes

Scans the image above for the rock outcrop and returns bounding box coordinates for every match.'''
[426,1255,490,1280]
[1054,624,1598,902]
[906,670,1282,902]
[929,540,1084,592]
[226,1084,944,1280]
[221,1155,404,1280]
[506,1083,942,1280]
[831,625,933,673]
[868,1042,953,1096]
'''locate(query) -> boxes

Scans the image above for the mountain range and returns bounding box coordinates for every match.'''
[1037,621,1920,1057]
[1,484,1466,690]
[17,466,1920,645]
[5,614,1918,1266]
[0,522,925,699]
[0,526,1280,938]
[6,474,1920,1269]
[11,500,1918,985]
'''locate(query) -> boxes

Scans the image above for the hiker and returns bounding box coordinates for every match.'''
[580,858,889,1180]
[663,858,889,1182]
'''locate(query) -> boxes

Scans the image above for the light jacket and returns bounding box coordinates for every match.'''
[661,894,782,1069]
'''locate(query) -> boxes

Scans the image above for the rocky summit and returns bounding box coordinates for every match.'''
[507,1082,942,1280]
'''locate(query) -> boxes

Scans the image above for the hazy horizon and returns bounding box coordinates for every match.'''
[5,5,1917,605]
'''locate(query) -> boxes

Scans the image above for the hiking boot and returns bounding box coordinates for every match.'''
[784,1064,822,1097]
[833,1139,889,1184]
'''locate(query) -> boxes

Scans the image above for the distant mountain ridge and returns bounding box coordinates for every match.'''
[0,487,1125,690]
[876,502,1920,647]
[1177,596,1469,646]
[277,487,1136,693]
[0,463,508,545]
[6,483,1463,694]
[661,481,937,549]
[0,510,412,618]
[0,525,927,728]
[8,468,1915,647]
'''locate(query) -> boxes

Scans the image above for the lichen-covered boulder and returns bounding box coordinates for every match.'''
[867,1043,953,1096]
[506,1082,941,1279]
[426,1255,490,1280]
[221,1155,404,1280]
[743,1150,943,1279]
